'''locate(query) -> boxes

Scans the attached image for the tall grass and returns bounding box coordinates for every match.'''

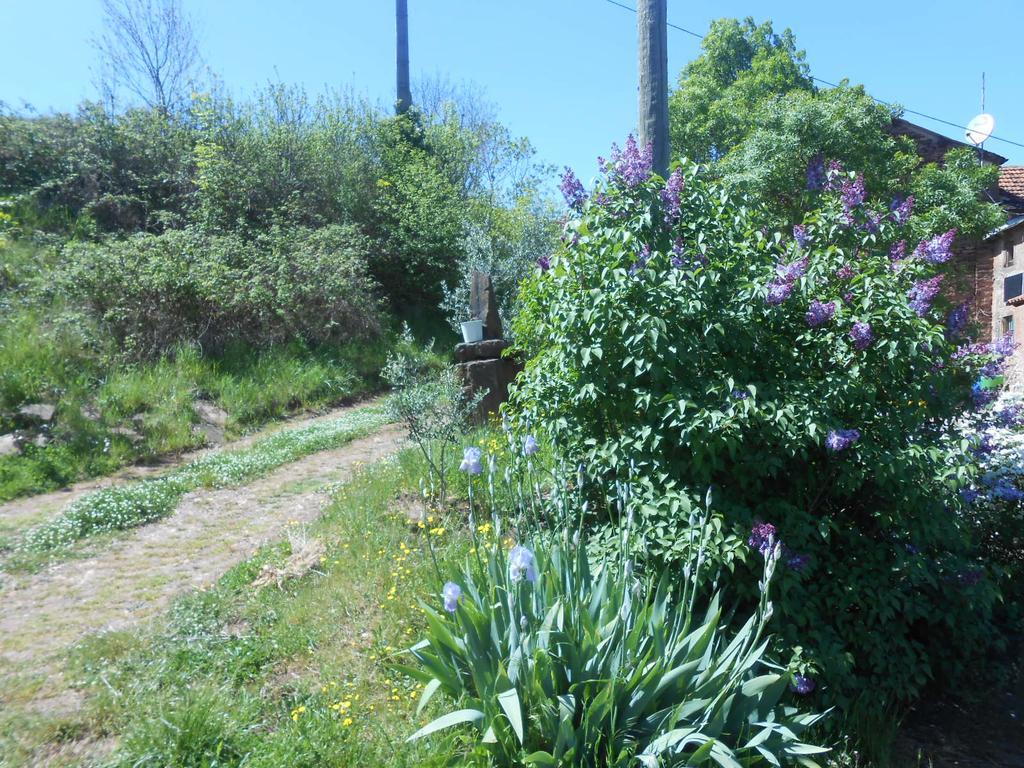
[0,308,384,502]
[27,450,472,768]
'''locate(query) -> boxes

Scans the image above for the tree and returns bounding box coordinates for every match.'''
[668,17,1004,241]
[93,0,203,113]
[637,0,669,176]
[669,18,812,163]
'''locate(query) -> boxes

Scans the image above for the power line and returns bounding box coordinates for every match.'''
[600,0,1024,152]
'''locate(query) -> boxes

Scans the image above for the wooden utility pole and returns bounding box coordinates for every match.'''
[396,0,412,114]
[637,0,669,176]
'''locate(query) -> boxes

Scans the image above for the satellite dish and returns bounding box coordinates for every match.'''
[965,113,996,145]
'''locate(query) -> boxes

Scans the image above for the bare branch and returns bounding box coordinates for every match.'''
[92,0,203,113]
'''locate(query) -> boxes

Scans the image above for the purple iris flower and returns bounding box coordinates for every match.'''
[442,582,462,612]
[508,545,538,583]
[460,447,483,475]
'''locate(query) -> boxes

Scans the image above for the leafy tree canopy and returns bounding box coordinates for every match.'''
[669,17,1004,240]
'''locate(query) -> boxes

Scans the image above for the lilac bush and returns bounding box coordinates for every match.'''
[510,148,1010,708]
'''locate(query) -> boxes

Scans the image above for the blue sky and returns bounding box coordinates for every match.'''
[3,0,1023,181]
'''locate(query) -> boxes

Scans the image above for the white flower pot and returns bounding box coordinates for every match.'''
[460,319,484,343]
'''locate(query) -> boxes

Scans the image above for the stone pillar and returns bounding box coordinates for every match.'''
[457,273,520,422]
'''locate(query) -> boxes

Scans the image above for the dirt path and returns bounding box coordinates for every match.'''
[0,400,382,544]
[0,411,406,709]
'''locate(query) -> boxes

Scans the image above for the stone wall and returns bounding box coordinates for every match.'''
[988,222,1024,389]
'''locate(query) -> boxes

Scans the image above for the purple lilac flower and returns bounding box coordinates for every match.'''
[850,322,873,350]
[946,304,969,338]
[793,224,809,248]
[972,381,998,408]
[996,403,1024,427]
[992,483,1024,501]
[836,265,855,281]
[607,135,653,187]
[980,359,1005,378]
[536,255,551,272]
[889,240,907,264]
[861,211,883,233]
[823,160,845,192]
[957,569,985,587]
[969,434,994,457]
[841,174,867,210]
[907,275,944,317]
[806,155,826,190]
[960,488,981,504]
[670,237,685,268]
[559,167,586,210]
[508,545,538,583]
[661,167,684,222]
[731,389,749,400]
[787,552,810,571]
[748,522,778,555]
[826,429,861,452]
[522,434,539,456]
[806,300,837,328]
[630,244,652,275]
[791,675,816,695]
[442,581,462,612]
[890,195,914,225]
[460,446,483,475]
[776,257,809,282]
[991,334,1017,357]
[766,281,794,305]
[843,292,854,304]
[913,229,957,264]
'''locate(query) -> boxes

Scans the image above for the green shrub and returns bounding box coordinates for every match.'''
[509,146,1008,710]
[61,224,383,358]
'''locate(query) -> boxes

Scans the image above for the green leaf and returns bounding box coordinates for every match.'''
[406,708,485,742]
[498,687,525,745]
[416,678,442,716]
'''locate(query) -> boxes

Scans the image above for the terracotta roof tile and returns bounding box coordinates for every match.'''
[1000,166,1024,198]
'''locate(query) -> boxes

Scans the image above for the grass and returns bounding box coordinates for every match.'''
[9,404,391,562]
[0,447,475,767]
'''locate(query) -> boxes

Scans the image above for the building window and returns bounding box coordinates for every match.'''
[1006,247,1015,267]
[1002,315,1015,338]
[1005,273,1024,303]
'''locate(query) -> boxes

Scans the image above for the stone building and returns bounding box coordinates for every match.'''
[976,166,1024,387]
[890,120,1024,389]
